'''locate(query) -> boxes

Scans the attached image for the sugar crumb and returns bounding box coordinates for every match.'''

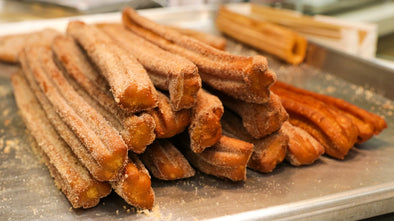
[3,146,10,154]
[4,119,10,126]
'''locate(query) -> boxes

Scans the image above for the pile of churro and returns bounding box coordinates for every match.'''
[2,7,387,210]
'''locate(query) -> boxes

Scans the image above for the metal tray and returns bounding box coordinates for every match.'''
[0,4,393,221]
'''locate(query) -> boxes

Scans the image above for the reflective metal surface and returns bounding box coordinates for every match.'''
[0,5,393,220]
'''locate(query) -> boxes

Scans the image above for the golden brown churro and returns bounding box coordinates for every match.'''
[121,113,156,154]
[111,154,155,209]
[0,29,59,63]
[20,51,116,181]
[179,135,254,181]
[169,26,227,50]
[216,7,308,65]
[98,23,201,111]
[221,111,288,173]
[219,91,288,139]
[271,83,359,159]
[148,92,191,138]
[20,45,128,181]
[141,139,195,180]
[189,89,224,153]
[67,21,158,112]
[122,7,276,104]
[52,35,156,153]
[12,72,111,208]
[274,81,387,143]
[281,121,325,166]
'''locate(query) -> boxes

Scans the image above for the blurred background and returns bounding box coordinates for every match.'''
[0,0,393,63]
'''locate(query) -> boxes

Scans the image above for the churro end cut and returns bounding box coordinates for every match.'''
[123,163,155,209]
[120,86,158,112]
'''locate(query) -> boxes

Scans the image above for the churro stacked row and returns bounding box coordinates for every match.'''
[7,7,387,211]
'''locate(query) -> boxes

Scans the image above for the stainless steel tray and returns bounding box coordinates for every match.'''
[0,4,393,221]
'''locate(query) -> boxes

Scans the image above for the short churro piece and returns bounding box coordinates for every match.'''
[247,131,288,173]
[141,139,195,180]
[216,7,307,65]
[21,45,128,181]
[98,23,201,111]
[219,91,288,139]
[281,121,325,166]
[111,154,155,209]
[52,36,156,153]
[148,92,191,138]
[272,84,359,159]
[189,89,223,153]
[67,21,158,112]
[179,134,254,181]
[121,113,156,153]
[0,28,59,63]
[169,26,227,50]
[122,7,276,104]
[221,111,287,173]
[12,73,111,209]
[274,81,387,143]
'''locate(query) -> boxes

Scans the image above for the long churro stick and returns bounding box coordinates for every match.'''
[20,51,116,181]
[12,72,111,208]
[273,81,387,143]
[189,89,224,153]
[67,21,158,112]
[271,84,359,159]
[98,23,201,111]
[0,29,60,63]
[111,154,155,209]
[168,26,227,50]
[52,35,156,153]
[216,7,307,65]
[21,45,128,181]
[141,139,195,180]
[122,7,276,104]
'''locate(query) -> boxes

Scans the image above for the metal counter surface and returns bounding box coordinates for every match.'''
[0,5,393,221]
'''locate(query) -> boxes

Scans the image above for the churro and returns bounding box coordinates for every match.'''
[281,121,325,166]
[0,28,59,63]
[20,51,115,181]
[52,35,156,153]
[189,89,223,153]
[221,111,288,173]
[20,45,128,181]
[141,139,195,180]
[122,7,276,104]
[216,6,307,65]
[98,23,201,111]
[272,83,359,159]
[12,72,111,208]
[179,134,254,181]
[148,91,191,138]
[67,21,158,112]
[169,26,227,50]
[111,154,155,209]
[273,81,387,143]
[219,91,288,139]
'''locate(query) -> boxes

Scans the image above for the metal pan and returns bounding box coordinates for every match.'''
[0,4,393,220]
